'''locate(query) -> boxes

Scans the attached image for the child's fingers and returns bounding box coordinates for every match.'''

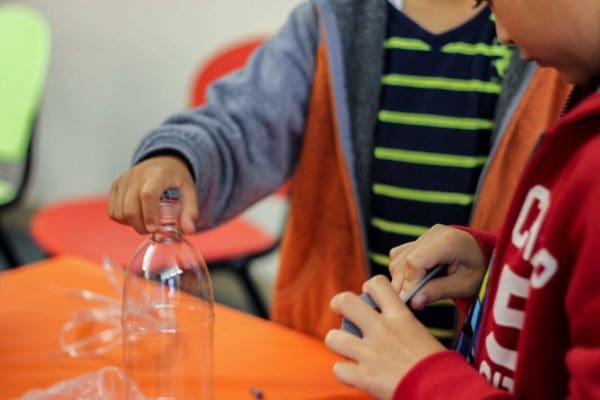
[414,266,485,306]
[388,242,412,277]
[390,238,444,291]
[123,186,147,234]
[402,263,487,310]
[390,271,404,293]
[139,179,169,233]
[405,274,453,310]
[362,275,408,316]
[180,183,199,234]
[330,291,381,336]
[107,175,124,222]
[110,172,132,225]
[331,361,361,388]
[393,226,462,294]
[324,329,365,361]
[389,242,412,258]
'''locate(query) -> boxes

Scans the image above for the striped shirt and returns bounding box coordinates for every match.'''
[368,5,511,346]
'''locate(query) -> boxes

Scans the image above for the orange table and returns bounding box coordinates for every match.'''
[0,256,370,399]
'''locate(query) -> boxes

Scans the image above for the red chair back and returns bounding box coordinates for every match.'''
[190,37,266,107]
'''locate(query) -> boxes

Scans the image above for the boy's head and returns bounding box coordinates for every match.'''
[480,0,600,85]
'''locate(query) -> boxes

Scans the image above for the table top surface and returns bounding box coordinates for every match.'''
[0,255,370,399]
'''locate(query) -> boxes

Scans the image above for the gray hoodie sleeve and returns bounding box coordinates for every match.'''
[132,2,319,228]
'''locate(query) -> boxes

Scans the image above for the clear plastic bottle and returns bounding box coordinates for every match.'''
[121,189,214,399]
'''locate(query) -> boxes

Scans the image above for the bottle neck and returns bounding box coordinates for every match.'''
[152,200,183,241]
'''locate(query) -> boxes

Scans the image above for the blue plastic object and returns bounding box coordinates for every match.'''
[341,264,447,337]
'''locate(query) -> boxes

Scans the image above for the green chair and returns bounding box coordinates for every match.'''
[0,4,51,267]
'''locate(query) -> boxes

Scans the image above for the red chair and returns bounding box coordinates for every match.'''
[30,37,278,317]
[190,36,266,106]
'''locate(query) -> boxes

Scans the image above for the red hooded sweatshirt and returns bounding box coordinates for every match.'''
[394,88,600,399]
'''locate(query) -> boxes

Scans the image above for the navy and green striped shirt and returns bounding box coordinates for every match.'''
[368,5,511,346]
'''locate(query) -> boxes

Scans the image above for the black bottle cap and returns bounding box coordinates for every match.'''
[161,188,180,201]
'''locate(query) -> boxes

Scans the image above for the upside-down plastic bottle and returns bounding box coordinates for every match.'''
[121,189,214,399]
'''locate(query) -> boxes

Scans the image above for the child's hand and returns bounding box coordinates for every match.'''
[325,275,445,400]
[108,155,198,234]
[388,224,487,310]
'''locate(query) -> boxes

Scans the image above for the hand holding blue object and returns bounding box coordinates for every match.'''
[341,264,447,337]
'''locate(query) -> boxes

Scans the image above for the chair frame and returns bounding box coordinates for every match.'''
[0,117,38,267]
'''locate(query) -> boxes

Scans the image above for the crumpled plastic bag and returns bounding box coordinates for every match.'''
[19,366,145,400]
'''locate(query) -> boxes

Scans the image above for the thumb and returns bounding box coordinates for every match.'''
[180,183,199,234]
[408,275,455,310]
[409,267,482,310]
